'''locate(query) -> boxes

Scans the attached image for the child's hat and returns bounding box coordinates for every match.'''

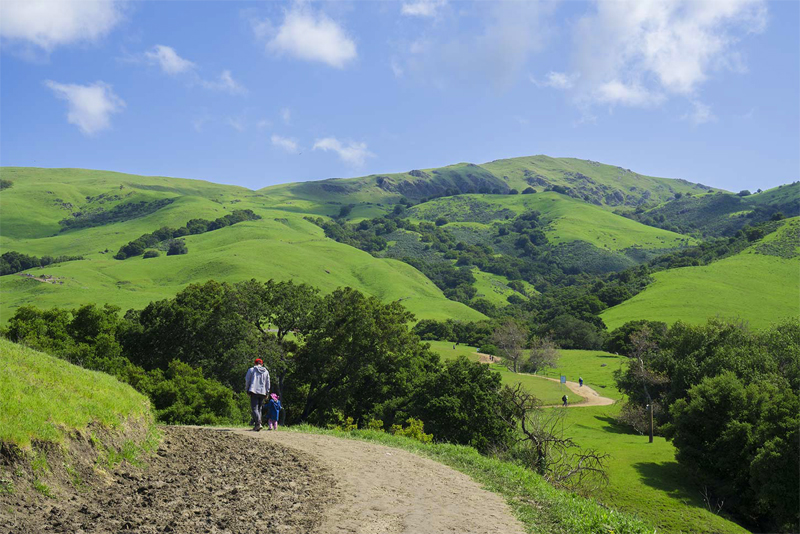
[255,358,263,364]
[271,393,278,400]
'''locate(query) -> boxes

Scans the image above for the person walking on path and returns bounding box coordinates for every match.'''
[267,393,282,430]
[562,394,568,407]
[245,358,270,431]
[579,377,583,387]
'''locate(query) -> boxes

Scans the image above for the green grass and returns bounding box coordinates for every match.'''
[0,338,151,448]
[0,168,485,324]
[408,193,694,251]
[285,424,655,534]
[426,342,749,533]
[601,248,800,330]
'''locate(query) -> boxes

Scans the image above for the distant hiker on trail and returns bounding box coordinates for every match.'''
[245,359,270,431]
[562,394,568,407]
[579,377,583,387]
[267,393,282,430]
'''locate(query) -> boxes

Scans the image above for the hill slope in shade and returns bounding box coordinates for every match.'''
[601,218,800,330]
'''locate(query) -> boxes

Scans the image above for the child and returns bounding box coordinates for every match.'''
[267,393,282,430]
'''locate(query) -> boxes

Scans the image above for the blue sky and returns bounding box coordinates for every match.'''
[1,0,797,192]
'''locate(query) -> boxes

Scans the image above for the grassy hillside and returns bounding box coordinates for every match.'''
[602,218,800,330]
[260,155,714,209]
[0,338,151,447]
[0,168,484,323]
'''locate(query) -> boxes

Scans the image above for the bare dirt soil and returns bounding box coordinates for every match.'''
[1,426,336,534]
[232,428,527,534]
[537,376,615,407]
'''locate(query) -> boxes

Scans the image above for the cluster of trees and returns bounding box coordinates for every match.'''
[0,250,84,276]
[114,209,260,259]
[2,280,518,452]
[59,198,175,231]
[613,318,799,532]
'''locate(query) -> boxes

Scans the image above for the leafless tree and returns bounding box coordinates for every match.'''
[501,384,609,494]
[491,321,527,373]
[521,335,560,374]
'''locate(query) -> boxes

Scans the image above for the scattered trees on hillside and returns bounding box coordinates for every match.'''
[0,251,84,276]
[614,318,800,533]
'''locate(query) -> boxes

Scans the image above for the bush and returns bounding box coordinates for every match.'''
[390,418,433,443]
[521,187,536,194]
[435,217,448,226]
[143,250,159,259]
[166,239,188,256]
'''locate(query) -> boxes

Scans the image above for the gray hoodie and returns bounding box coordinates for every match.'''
[245,365,270,395]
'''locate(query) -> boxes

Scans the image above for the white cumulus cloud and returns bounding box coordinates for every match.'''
[570,0,767,107]
[45,80,125,135]
[683,100,716,125]
[313,137,374,167]
[271,134,298,153]
[144,45,196,75]
[401,0,447,17]
[530,71,579,90]
[262,7,356,69]
[0,0,124,52]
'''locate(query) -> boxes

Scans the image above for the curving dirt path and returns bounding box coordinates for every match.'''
[230,428,526,534]
[535,376,615,407]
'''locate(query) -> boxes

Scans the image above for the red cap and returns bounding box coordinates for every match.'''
[255,358,263,365]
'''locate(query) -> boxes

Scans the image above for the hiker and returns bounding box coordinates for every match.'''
[267,393,282,430]
[245,358,270,431]
[562,394,568,407]
[579,377,583,387]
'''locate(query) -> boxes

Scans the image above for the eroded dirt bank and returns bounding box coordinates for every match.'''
[0,427,335,534]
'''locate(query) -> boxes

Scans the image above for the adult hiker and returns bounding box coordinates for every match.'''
[579,376,583,387]
[245,358,270,431]
[562,394,568,407]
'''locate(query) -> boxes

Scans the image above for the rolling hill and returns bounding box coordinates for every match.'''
[601,217,800,330]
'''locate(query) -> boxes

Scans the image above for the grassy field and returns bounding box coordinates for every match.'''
[602,248,799,330]
[427,341,749,533]
[0,338,151,448]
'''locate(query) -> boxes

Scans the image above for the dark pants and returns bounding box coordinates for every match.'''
[250,394,266,428]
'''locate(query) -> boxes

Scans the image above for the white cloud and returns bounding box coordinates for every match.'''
[401,0,447,18]
[262,7,356,69]
[395,2,555,90]
[531,71,579,90]
[569,0,766,107]
[0,0,124,52]
[280,107,291,124]
[200,70,247,95]
[226,116,245,132]
[144,45,195,75]
[45,80,124,135]
[593,80,664,107]
[313,137,374,166]
[271,134,298,153]
[683,100,716,125]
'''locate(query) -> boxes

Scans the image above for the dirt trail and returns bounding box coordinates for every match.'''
[476,353,614,407]
[536,376,615,407]
[231,428,527,534]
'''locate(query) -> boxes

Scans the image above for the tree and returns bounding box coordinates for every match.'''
[412,356,514,452]
[500,384,608,492]
[540,315,604,350]
[143,249,159,258]
[491,321,527,373]
[737,190,751,196]
[604,320,667,356]
[295,287,439,426]
[521,187,536,194]
[520,336,559,374]
[435,217,448,226]
[167,239,188,256]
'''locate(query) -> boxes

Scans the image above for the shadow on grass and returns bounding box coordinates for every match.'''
[632,461,702,503]
[593,415,640,435]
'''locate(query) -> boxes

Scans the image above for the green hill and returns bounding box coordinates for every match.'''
[0,168,485,323]
[0,338,151,447]
[601,218,800,329]
[260,155,714,208]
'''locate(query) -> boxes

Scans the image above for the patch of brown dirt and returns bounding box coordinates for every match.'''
[0,427,336,534]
